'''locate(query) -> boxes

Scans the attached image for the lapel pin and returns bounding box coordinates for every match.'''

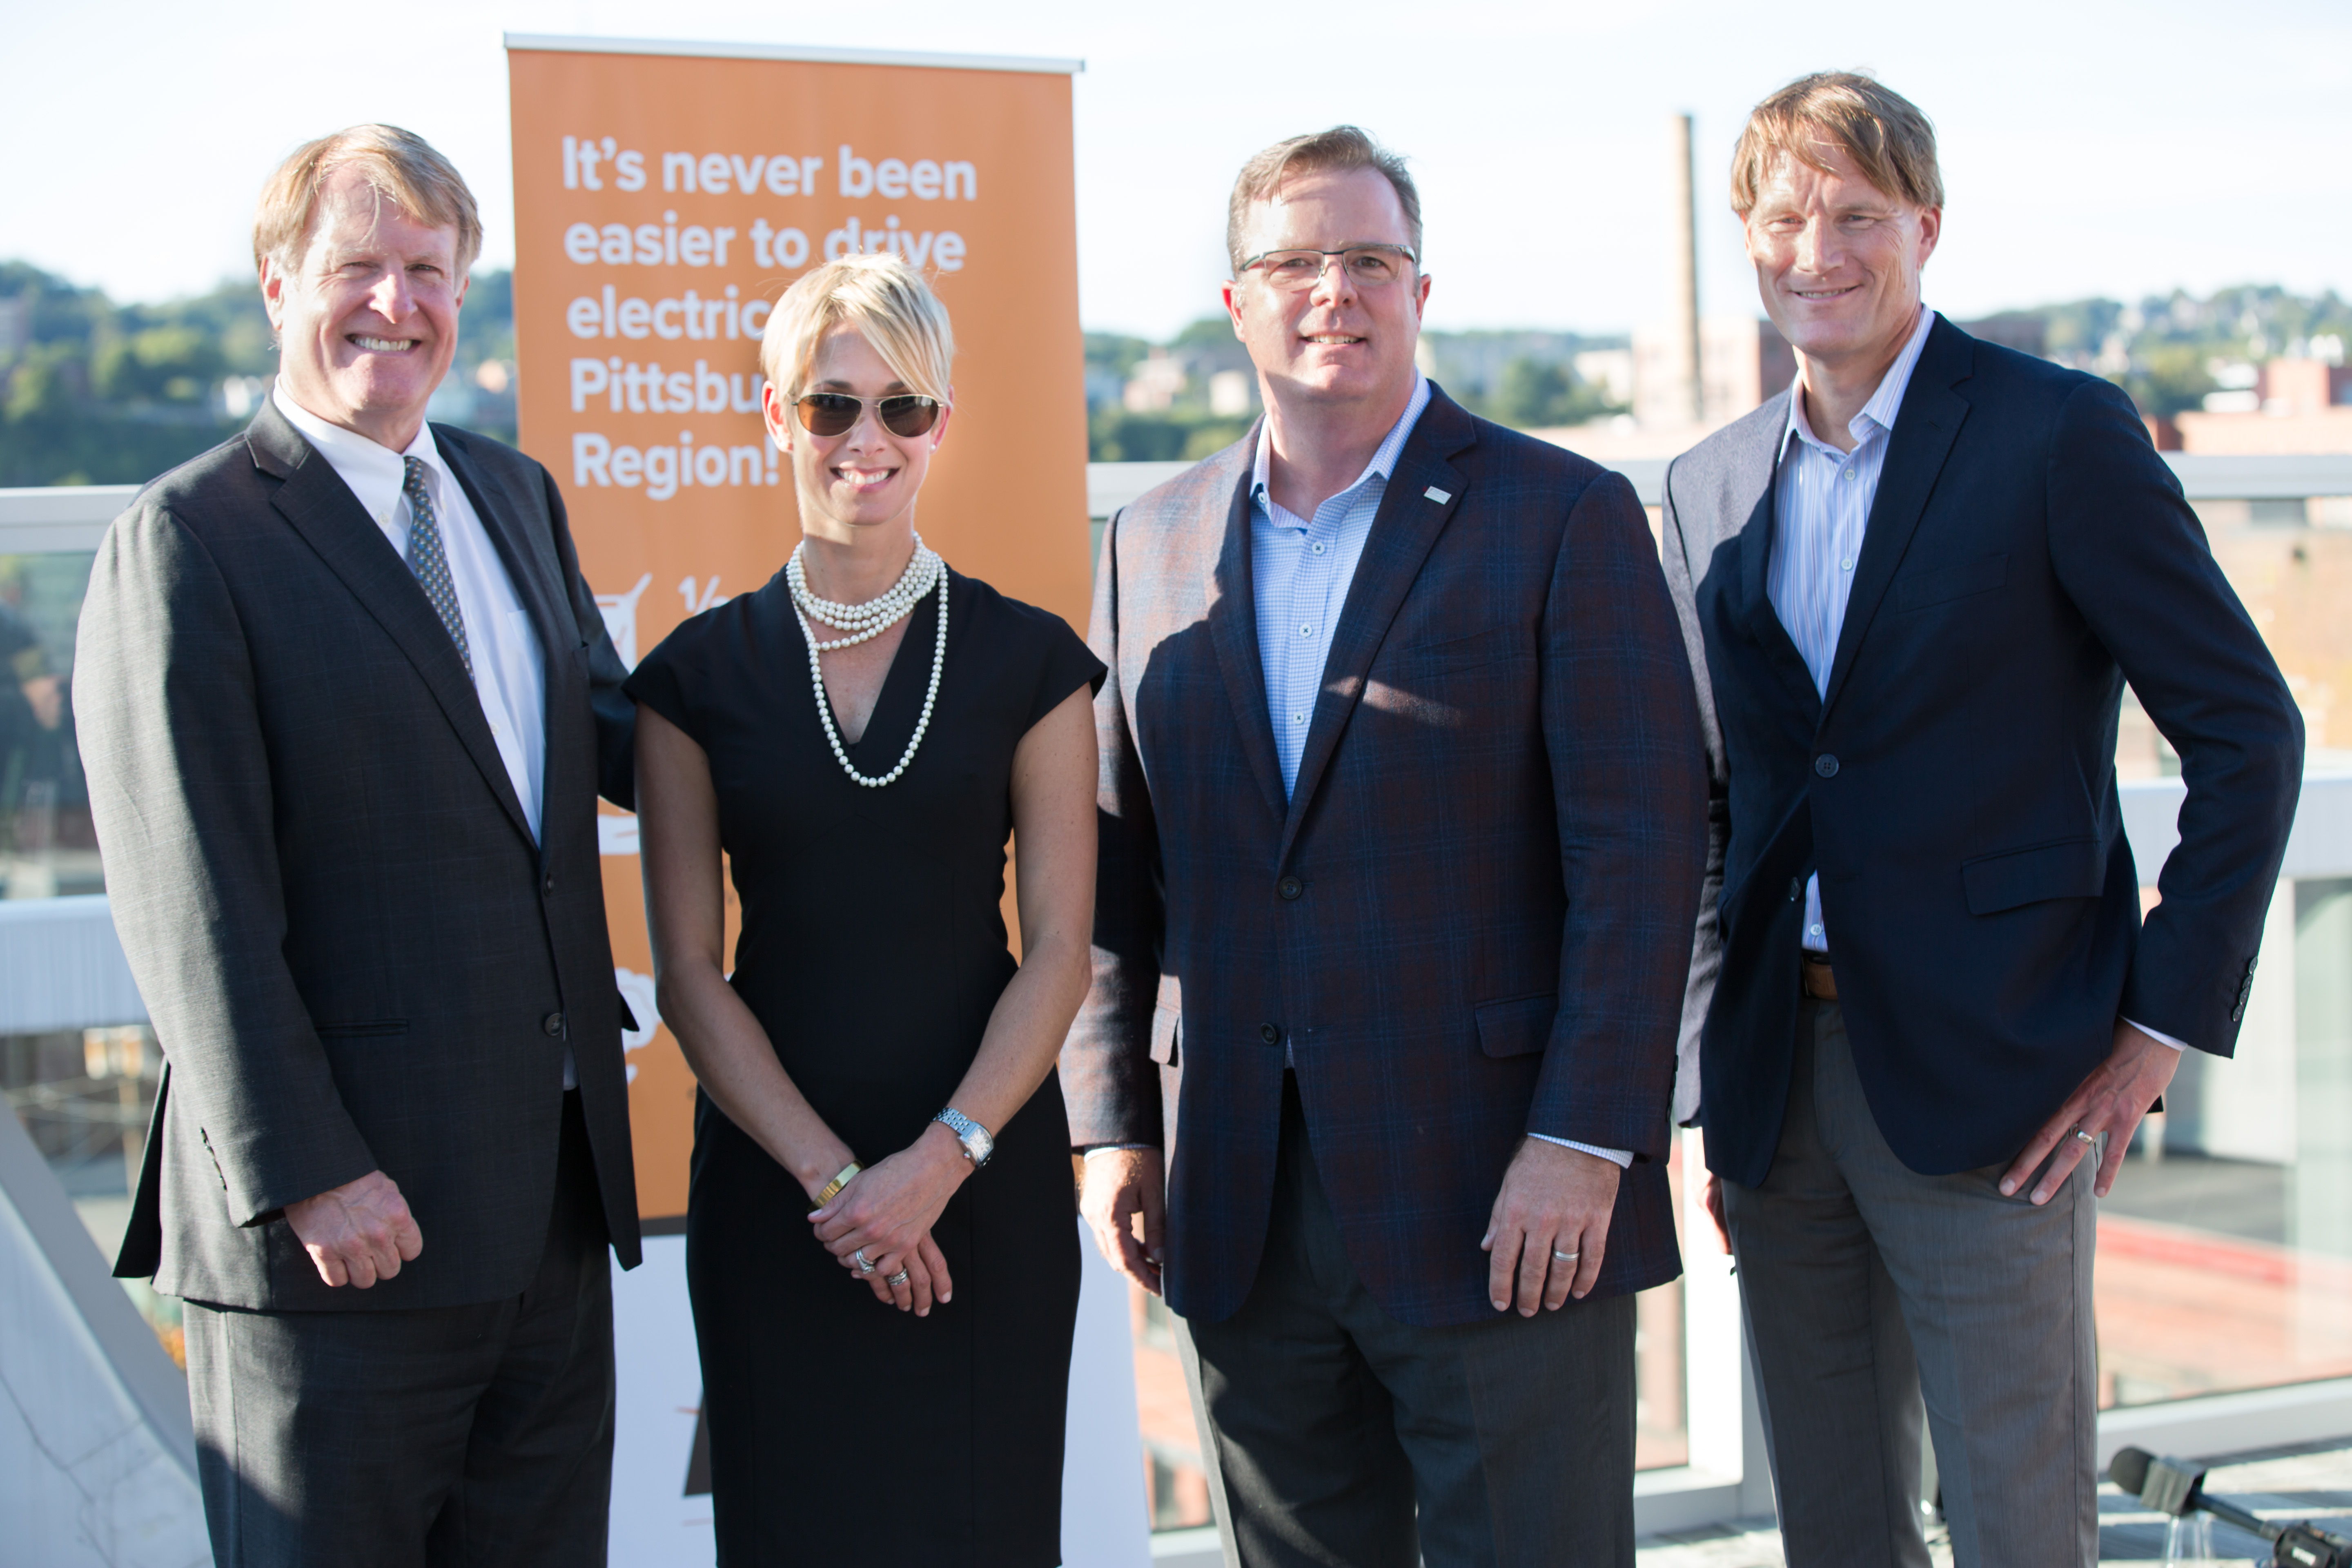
[1423,486,1451,504]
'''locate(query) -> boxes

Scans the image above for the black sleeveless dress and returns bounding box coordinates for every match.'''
[625,566,1103,1566]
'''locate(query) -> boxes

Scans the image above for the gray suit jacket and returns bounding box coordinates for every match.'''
[76,399,643,1311]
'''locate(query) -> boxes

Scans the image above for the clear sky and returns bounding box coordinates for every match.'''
[2,0,2345,342]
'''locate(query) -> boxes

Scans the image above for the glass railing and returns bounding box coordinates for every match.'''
[0,541,103,902]
[2094,852,2352,1409]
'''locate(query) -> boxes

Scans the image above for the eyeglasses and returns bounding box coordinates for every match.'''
[792,392,944,438]
[1238,244,1418,291]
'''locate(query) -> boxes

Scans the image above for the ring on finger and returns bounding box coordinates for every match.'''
[1552,1249,1579,1263]
[887,1267,911,1286]
[2071,1128,2099,1149]
[853,1247,876,1275]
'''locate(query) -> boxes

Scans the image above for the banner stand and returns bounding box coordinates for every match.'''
[505,36,1140,1564]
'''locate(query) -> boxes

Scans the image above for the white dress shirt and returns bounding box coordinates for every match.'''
[273,385,548,842]
[273,387,573,1086]
[1764,311,2187,1051]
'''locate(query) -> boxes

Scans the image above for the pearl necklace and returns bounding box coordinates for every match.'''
[787,535,947,788]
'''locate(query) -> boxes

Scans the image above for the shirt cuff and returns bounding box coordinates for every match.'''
[1080,1143,1158,1159]
[1530,1133,1634,1169]
[2123,1017,2189,1052]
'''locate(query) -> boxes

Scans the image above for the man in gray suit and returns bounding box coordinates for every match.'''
[76,125,640,1567]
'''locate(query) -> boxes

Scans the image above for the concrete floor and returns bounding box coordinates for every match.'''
[1635,1437,2352,1565]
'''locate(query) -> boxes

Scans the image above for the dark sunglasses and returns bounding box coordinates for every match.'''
[792,392,944,439]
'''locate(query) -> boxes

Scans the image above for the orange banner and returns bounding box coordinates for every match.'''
[506,39,1090,1222]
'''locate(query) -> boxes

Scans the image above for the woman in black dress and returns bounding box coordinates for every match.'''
[628,253,1102,1565]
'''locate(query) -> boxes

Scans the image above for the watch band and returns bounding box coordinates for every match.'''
[933,1107,994,1168]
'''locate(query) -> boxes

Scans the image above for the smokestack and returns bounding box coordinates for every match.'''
[1668,113,1702,425]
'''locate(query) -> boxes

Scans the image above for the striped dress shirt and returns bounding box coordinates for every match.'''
[1768,304,1935,956]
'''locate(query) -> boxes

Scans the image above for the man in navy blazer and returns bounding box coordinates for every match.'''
[1662,76,2303,1566]
[1065,127,1707,1566]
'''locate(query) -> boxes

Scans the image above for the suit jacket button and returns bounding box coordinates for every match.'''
[1277,876,1303,900]
[1261,1022,1282,1046]
[543,872,556,895]
[1813,754,1840,778]
[543,1011,566,1037]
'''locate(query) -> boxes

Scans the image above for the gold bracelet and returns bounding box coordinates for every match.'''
[811,1162,861,1211]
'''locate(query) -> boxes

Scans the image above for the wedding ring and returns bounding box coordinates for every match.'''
[853,1247,876,1275]
[1553,1250,1579,1263]
[887,1268,911,1286]
[2072,1129,2099,1148]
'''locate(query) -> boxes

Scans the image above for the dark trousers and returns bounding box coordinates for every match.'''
[1722,1000,2099,1568]
[1177,1075,1638,1568]
[184,1091,615,1568]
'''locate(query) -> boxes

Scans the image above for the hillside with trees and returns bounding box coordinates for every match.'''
[3,261,2345,484]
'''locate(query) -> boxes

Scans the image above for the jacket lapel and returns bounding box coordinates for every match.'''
[438,426,568,664]
[246,403,535,844]
[1818,316,1973,717]
[1278,390,1474,861]
[1201,433,1289,821]
[1730,397,1826,717]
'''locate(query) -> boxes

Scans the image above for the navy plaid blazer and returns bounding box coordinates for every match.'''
[1063,386,1710,1328]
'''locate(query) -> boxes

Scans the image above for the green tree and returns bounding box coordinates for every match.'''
[2121,343,2217,418]
[93,324,224,403]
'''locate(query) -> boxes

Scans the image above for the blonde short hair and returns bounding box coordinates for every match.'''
[1730,72,1943,218]
[1226,125,1421,274]
[759,253,955,404]
[253,125,483,276]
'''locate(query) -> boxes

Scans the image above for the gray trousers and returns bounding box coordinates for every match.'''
[183,1092,615,1568]
[1177,1074,1638,1568]
[1722,1000,2098,1568]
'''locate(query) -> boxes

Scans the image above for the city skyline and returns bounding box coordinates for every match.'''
[1,0,2345,341]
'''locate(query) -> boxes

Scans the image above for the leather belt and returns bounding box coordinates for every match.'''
[1800,953,1839,1002]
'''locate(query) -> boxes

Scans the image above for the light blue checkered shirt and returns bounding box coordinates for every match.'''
[1250,374,1432,796]
[1247,374,1634,1165]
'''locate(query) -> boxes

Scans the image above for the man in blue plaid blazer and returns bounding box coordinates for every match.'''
[1064,127,1710,1566]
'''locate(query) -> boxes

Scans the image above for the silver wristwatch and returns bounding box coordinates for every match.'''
[933,1107,994,1168]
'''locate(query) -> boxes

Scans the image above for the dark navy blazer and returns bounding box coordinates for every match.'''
[1063,386,1710,1328]
[1661,316,2303,1186]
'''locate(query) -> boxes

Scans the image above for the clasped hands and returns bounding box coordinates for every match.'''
[808,1120,970,1316]
[1078,1138,1618,1316]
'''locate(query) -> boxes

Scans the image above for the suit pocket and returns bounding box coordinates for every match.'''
[315,1019,409,1039]
[1961,838,2104,914]
[1475,993,1557,1058]
[1387,623,1516,672]
[1895,552,2007,610]
[1149,1005,1181,1067]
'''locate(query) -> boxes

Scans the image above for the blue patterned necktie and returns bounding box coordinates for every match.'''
[401,456,472,678]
